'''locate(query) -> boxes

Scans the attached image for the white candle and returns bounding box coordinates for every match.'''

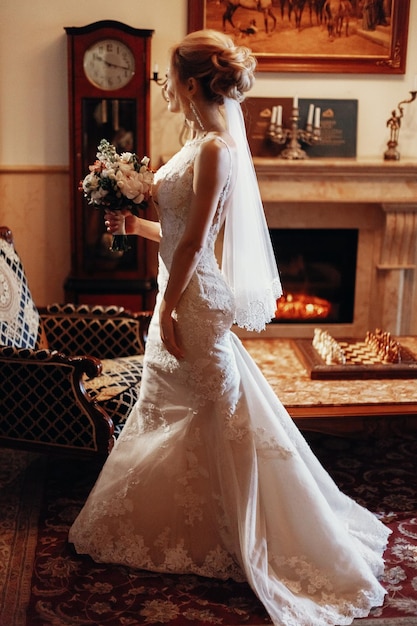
[271,106,277,125]
[153,63,159,74]
[307,103,314,126]
[314,107,321,128]
[293,96,299,109]
[277,105,283,127]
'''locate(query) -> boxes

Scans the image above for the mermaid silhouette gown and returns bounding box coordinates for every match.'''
[69,135,390,626]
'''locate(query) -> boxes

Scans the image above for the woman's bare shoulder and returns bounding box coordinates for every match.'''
[199,132,236,164]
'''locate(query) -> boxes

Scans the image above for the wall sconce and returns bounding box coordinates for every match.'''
[384,91,417,161]
[151,65,167,86]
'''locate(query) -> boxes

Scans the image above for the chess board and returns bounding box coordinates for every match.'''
[294,337,417,379]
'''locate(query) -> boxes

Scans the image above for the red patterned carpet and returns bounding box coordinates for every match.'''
[1,433,417,626]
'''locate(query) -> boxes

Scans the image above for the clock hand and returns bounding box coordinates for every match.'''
[93,53,131,71]
[104,59,131,71]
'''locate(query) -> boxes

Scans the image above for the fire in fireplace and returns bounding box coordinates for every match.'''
[270,229,358,324]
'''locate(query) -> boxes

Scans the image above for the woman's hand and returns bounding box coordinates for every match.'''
[159,301,184,360]
[104,209,137,235]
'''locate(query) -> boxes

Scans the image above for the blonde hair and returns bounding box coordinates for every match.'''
[170,29,256,104]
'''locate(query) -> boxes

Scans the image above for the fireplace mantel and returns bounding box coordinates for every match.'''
[245,158,417,339]
[253,158,417,205]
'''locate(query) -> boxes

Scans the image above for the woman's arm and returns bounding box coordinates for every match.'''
[105,202,161,243]
[160,137,232,359]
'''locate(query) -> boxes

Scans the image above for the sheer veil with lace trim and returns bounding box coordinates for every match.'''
[221,97,282,332]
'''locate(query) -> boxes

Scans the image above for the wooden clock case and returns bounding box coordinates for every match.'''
[64,21,156,310]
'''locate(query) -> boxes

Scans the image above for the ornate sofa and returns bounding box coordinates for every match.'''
[0,226,151,458]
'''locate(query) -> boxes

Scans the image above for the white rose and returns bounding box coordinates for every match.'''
[90,188,109,203]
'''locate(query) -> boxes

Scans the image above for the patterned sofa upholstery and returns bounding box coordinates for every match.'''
[0,226,151,458]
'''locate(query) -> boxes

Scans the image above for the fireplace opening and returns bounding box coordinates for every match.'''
[270,229,358,324]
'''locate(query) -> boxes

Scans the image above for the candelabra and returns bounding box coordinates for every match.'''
[384,91,417,161]
[268,101,321,160]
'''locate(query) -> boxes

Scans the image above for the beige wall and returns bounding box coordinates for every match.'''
[1,0,417,305]
[0,168,70,304]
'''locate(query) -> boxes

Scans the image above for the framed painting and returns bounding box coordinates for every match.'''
[187,0,410,74]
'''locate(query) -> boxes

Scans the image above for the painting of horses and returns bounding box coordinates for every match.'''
[187,0,410,73]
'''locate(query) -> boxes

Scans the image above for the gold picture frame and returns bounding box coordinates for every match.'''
[187,0,410,74]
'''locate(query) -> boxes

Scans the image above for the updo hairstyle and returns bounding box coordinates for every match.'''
[170,29,256,104]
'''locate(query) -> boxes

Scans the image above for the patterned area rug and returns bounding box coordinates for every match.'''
[0,450,47,626]
[1,434,417,626]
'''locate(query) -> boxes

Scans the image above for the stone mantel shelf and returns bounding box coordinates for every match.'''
[253,158,417,205]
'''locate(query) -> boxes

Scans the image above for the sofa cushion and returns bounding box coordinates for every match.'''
[84,354,144,436]
[0,239,39,349]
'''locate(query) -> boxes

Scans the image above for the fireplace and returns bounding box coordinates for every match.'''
[271,228,358,325]
[235,159,417,339]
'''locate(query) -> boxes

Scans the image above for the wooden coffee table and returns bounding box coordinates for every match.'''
[242,336,417,436]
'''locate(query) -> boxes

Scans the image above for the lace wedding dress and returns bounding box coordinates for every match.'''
[69,135,390,626]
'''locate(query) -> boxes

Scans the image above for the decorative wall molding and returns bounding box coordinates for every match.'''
[0,165,68,174]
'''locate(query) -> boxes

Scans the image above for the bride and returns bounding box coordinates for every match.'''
[69,29,390,626]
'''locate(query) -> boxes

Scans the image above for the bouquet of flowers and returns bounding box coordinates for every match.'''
[80,139,154,251]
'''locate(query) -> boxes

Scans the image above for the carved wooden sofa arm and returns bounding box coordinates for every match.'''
[0,345,114,457]
[38,305,153,452]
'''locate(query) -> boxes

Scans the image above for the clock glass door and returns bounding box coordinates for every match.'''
[82,98,143,273]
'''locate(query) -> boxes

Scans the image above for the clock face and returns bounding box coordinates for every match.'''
[83,38,135,91]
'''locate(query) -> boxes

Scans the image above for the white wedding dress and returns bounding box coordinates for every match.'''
[69,135,390,626]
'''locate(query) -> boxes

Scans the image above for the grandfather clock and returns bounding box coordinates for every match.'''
[64,21,156,310]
